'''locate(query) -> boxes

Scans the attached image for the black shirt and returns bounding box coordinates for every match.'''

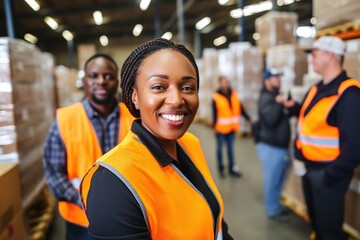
[293,71,360,185]
[86,120,233,239]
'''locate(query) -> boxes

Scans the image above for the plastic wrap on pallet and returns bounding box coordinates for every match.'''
[344,39,360,82]
[255,11,298,53]
[0,37,55,208]
[266,44,308,93]
[197,48,219,124]
[54,65,83,107]
[229,42,263,126]
[314,0,360,30]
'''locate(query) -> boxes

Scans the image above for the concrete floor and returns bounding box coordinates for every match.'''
[46,122,311,240]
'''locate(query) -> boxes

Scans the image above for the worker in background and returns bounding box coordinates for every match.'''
[283,36,360,240]
[43,53,134,240]
[80,38,234,240]
[212,76,252,178]
[256,69,291,222]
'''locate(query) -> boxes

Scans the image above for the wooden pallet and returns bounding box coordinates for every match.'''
[281,195,360,240]
[24,186,56,240]
[281,195,309,222]
[316,21,360,40]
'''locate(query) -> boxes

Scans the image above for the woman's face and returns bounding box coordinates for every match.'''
[132,49,199,141]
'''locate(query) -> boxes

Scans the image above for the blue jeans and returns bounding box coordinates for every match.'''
[256,142,289,216]
[216,131,235,172]
[66,221,91,240]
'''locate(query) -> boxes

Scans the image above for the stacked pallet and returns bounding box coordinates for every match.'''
[0,38,57,239]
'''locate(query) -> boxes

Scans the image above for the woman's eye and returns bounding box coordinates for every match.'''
[151,85,166,90]
[182,85,195,92]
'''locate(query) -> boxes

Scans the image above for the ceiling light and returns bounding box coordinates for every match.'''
[133,24,143,37]
[62,30,73,41]
[99,35,109,46]
[195,17,211,30]
[296,26,316,38]
[234,25,242,35]
[230,9,243,18]
[253,32,260,41]
[283,0,295,5]
[44,16,58,30]
[213,36,227,46]
[24,0,40,11]
[140,0,151,11]
[218,0,230,5]
[310,17,317,25]
[277,0,284,6]
[93,11,103,25]
[24,33,38,44]
[161,32,173,40]
[230,1,272,19]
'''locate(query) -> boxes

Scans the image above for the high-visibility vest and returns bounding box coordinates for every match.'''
[81,131,224,239]
[57,102,133,227]
[296,79,360,162]
[213,91,241,134]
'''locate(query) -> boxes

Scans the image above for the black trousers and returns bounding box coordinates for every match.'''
[302,167,352,240]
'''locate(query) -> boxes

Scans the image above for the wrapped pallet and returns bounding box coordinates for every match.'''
[344,39,360,82]
[54,66,84,107]
[0,38,55,208]
[197,48,219,125]
[313,0,360,30]
[230,43,263,132]
[266,44,308,93]
[255,11,298,53]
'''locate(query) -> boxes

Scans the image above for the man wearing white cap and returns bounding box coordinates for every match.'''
[283,36,360,239]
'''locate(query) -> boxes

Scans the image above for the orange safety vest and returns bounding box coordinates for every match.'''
[57,102,133,227]
[296,79,360,162]
[81,131,224,239]
[213,91,241,134]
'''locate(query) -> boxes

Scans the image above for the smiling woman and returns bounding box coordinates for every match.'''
[80,38,234,240]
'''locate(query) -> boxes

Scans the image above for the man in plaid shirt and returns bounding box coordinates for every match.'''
[43,53,133,240]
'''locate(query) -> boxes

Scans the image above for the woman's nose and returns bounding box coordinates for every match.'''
[166,88,184,106]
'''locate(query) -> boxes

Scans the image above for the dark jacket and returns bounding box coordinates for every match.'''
[258,87,291,148]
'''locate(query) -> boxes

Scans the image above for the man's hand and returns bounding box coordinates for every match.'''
[275,93,285,103]
[283,99,296,108]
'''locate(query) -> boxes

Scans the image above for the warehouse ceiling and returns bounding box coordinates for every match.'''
[0,0,312,54]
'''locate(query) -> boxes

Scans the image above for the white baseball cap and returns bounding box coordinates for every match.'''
[305,36,346,56]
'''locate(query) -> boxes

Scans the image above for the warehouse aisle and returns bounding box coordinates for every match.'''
[46,122,311,240]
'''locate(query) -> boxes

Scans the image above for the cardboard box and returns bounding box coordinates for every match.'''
[0,163,22,234]
[313,0,360,29]
[0,211,27,240]
[255,11,298,53]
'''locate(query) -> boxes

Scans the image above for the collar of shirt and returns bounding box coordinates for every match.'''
[316,70,349,96]
[131,119,179,167]
[82,98,119,122]
[216,88,232,97]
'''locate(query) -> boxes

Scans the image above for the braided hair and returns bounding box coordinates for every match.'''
[120,38,199,118]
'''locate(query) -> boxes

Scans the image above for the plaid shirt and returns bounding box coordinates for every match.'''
[43,99,120,206]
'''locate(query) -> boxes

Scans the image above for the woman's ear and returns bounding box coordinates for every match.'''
[132,88,140,110]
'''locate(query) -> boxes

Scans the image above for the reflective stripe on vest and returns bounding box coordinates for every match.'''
[80,131,224,239]
[57,102,133,226]
[213,91,241,134]
[296,79,360,162]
